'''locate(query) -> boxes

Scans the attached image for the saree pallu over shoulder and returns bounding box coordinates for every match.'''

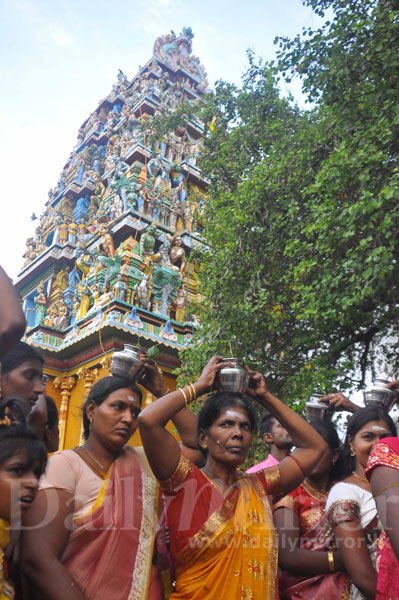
[366,438,399,600]
[170,470,279,600]
[62,446,159,600]
[366,437,399,475]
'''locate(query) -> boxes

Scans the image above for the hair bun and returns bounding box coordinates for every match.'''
[0,399,26,427]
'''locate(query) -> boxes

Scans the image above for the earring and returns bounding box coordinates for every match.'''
[89,418,93,431]
[350,447,356,456]
[332,458,337,465]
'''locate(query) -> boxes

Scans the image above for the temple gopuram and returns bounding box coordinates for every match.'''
[15,27,208,450]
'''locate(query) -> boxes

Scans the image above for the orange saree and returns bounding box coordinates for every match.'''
[161,454,281,600]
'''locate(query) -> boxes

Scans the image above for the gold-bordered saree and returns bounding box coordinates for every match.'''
[161,455,281,600]
[63,446,162,600]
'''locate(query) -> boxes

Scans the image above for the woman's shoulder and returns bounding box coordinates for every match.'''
[40,449,83,493]
[326,481,361,505]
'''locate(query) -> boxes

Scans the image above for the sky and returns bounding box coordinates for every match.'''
[0,0,325,281]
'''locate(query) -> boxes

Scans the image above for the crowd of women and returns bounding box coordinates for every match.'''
[1,263,399,599]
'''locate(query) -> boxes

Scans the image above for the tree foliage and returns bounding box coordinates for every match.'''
[178,0,399,410]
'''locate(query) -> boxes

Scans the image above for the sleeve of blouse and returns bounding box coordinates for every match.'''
[159,451,194,494]
[254,465,282,501]
[326,484,361,527]
[273,492,298,514]
[366,439,399,479]
[39,452,77,494]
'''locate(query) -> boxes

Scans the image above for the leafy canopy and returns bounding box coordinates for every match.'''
[178,0,399,410]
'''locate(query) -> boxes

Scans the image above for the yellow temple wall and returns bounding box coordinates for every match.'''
[44,356,178,452]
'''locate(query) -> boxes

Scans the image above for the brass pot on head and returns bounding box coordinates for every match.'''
[216,358,250,394]
[306,394,334,422]
[111,344,145,382]
[363,378,398,412]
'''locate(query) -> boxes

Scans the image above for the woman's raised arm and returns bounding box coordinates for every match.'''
[138,356,225,480]
[245,372,327,495]
[0,265,26,359]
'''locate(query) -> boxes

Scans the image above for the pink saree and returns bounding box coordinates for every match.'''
[62,446,162,600]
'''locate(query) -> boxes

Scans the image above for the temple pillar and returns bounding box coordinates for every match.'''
[53,376,77,450]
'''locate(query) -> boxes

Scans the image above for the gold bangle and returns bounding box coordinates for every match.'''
[189,383,196,402]
[374,482,399,498]
[187,384,193,403]
[180,388,189,409]
[327,550,335,573]
[158,388,170,398]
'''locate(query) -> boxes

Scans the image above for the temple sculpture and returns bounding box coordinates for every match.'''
[15,28,207,450]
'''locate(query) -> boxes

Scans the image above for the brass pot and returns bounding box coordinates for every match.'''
[111,344,145,382]
[306,394,333,422]
[217,358,250,394]
[363,378,397,412]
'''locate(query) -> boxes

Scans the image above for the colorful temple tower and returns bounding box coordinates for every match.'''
[15,27,208,449]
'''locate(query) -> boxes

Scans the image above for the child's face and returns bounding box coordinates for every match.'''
[0,450,41,522]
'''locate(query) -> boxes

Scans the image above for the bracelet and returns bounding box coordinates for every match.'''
[187,384,193,403]
[374,482,399,498]
[288,454,306,478]
[158,388,170,398]
[180,388,189,409]
[188,383,197,402]
[327,550,335,573]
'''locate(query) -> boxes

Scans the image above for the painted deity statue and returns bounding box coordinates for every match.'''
[113,274,127,302]
[98,225,115,259]
[169,236,186,275]
[140,224,161,262]
[34,282,47,326]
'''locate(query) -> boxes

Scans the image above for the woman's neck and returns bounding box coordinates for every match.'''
[83,436,118,470]
[306,472,330,493]
[202,457,239,489]
[353,463,366,479]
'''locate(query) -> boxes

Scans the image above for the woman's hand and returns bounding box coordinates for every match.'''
[197,356,229,394]
[136,352,167,398]
[245,370,268,402]
[319,392,359,413]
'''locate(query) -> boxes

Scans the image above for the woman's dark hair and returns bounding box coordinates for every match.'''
[0,400,47,475]
[1,341,44,374]
[45,396,59,428]
[309,419,341,480]
[337,406,397,478]
[197,392,257,457]
[82,376,143,440]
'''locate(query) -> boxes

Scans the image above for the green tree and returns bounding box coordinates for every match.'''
[179,0,399,409]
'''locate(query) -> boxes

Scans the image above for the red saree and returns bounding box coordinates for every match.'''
[366,436,399,600]
[62,446,162,600]
[273,484,349,600]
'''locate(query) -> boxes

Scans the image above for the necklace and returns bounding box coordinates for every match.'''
[352,471,369,484]
[351,471,370,490]
[201,469,227,496]
[83,447,108,479]
[302,480,328,502]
